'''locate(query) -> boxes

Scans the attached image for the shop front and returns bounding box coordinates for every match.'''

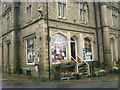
[50,32,96,79]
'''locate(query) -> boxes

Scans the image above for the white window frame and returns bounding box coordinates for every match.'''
[62,2,66,19]
[80,3,84,23]
[80,2,88,24]
[57,0,67,19]
[51,34,67,64]
[26,37,35,65]
[58,1,61,18]
[83,37,94,61]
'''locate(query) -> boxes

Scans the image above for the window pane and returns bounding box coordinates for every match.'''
[83,10,86,23]
[27,5,32,21]
[58,2,61,17]
[7,17,10,31]
[80,3,83,22]
[27,38,35,64]
[80,3,88,23]
[112,14,118,27]
[80,3,83,9]
[80,10,83,22]
[83,4,87,23]
[62,4,66,17]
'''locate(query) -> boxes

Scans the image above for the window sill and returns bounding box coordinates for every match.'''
[63,17,67,20]
[58,16,67,20]
[58,16,62,19]
[27,63,35,65]
[80,22,88,25]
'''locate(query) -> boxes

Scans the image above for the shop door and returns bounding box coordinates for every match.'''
[71,38,76,60]
[7,43,10,74]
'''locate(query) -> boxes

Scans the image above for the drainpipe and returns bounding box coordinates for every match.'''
[2,37,4,71]
[46,0,51,80]
[13,2,20,74]
[93,2,100,67]
[98,2,105,65]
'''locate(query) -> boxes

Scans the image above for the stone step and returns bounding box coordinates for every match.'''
[60,76,75,80]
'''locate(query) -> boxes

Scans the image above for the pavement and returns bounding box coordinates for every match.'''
[2,73,39,82]
[1,73,119,88]
[1,73,119,82]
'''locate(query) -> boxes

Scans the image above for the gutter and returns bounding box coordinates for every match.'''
[13,2,21,74]
[93,2,100,67]
[98,2,105,64]
[46,1,51,80]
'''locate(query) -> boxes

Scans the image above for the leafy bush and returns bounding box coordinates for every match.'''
[93,68,107,77]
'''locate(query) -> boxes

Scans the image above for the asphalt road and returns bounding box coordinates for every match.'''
[2,80,118,88]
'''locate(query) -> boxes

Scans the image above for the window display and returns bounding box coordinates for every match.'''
[26,38,35,64]
[84,38,92,60]
[51,34,67,63]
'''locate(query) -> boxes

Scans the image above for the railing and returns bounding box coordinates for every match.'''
[77,55,91,75]
[71,56,79,73]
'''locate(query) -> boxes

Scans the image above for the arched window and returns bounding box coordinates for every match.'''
[51,34,67,63]
[83,37,92,60]
[110,38,116,62]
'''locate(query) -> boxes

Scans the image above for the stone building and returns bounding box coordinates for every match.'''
[0,1,120,79]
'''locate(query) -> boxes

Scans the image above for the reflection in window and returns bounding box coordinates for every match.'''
[84,38,92,60]
[58,2,61,17]
[51,34,67,63]
[26,38,35,64]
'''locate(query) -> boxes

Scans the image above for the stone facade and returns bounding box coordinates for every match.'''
[0,1,120,78]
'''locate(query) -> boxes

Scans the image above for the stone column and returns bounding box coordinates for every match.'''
[115,37,118,62]
[67,32,71,61]
[77,34,83,62]
[101,4,112,67]
[38,20,49,79]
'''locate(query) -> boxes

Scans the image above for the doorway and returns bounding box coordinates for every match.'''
[7,43,11,74]
[71,38,76,60]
